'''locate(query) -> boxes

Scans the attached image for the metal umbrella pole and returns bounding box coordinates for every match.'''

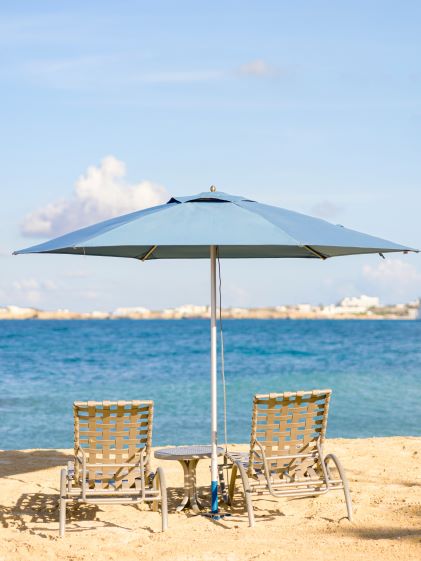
[210,244,218,513]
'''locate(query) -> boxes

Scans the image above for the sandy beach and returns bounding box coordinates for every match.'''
[0,437,420,561]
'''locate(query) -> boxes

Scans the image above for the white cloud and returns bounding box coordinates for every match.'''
[22,54,277,90]
[11,278,57,305]
[2,276,108,309]
[238,59,277,77]
[141,62,276,83]
[362,259,421,300]
[21,156,168,238]
[12,278,56,291]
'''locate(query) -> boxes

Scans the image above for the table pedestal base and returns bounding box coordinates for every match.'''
[177,459,202,513]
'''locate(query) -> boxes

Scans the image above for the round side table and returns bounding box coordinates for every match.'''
[154,445,224,513]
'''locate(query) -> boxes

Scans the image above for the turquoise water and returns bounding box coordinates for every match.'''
[0,319,420,450]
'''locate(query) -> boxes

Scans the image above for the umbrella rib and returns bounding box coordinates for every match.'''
[302,245,328,260]
[231,201,303,246]
[138,245,158,261]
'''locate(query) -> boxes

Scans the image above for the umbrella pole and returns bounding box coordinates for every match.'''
[210,245,218,513]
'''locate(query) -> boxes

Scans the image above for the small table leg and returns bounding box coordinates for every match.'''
[176,459,202,513]
[176,460,191,512]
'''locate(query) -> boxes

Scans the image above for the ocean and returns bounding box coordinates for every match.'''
[0,319,420,450]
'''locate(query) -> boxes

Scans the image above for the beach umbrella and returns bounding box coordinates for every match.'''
[14,187,416,515]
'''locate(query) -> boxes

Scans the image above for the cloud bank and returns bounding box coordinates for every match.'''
[362,259,421,300]
[11,277,57,305]
[23,53,277,89]
[21,156,168,238]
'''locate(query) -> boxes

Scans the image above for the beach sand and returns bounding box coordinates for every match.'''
[0,437,420,561]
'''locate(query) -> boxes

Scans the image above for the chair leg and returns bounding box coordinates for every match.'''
[218,464,230,506]
[228,464,238,505]
[324,454,353,522]
[235,462,255,527]
[151,473,159,513]
[156,467,168,531]
[59,468,67,537]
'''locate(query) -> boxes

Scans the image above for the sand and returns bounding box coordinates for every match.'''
[0,437,420,561]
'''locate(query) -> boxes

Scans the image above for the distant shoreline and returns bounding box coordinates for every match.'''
[0,318,417,321]
[1,296,419,321]
[0,313,418,321]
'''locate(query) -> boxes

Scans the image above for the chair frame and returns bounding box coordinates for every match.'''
[59,400,168,536]
[224,390,352,526]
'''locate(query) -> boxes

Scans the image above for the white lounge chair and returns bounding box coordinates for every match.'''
[224,389,352,526]
[59,400,168,536]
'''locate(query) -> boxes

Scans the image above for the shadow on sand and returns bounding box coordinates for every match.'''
[0,492,101,537]
[0,491,167,537]
[341,525,421,542]
[0,450,72,478]
[0,454,281,536]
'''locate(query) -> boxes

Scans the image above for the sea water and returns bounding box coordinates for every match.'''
[0,319,420,449]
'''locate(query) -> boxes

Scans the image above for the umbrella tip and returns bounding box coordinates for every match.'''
[210,185,216,192]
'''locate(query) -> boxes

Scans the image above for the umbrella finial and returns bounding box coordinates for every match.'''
[210,185,216,192]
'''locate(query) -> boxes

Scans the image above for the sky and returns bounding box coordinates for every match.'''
[1,1,420,312]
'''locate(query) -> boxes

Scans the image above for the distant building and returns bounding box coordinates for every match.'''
[112,307,150,318]
[4,305,37,315]
[89,311,110,319]
[0,305,37,319]
[173,304,209,317]
[320,295,380,316]
[296,303,313,313]
[408,307,420,320]
[339,295,380,310]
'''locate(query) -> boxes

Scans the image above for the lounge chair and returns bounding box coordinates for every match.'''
[59,400,168,536]
[224,389,352,526]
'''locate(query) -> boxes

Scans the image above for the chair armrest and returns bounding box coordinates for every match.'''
[316,437,330,490]
[75,446,85,464]
[73,447,89,499]
[224,451,238,464]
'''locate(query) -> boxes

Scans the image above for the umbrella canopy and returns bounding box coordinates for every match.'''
[14,189,416,516]
[14,190,413,259]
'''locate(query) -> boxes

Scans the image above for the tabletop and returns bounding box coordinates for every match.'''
[154,445,225,461]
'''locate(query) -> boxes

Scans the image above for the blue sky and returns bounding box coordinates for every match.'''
[1,1,420,311]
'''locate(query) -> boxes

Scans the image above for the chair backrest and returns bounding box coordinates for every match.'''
[73,400,153,489]
[248,390,331,478]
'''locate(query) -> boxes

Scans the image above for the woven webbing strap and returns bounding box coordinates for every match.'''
[248,389,331,478]
[73,400,153,489]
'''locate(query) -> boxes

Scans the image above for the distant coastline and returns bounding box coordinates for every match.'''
[1,295,419,320]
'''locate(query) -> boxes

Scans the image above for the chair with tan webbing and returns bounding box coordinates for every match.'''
[224,389,352,526]
[59,400,168,536]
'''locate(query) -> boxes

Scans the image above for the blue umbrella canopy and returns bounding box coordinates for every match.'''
[14,190,414,258]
